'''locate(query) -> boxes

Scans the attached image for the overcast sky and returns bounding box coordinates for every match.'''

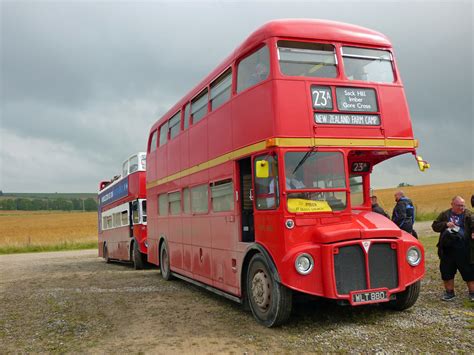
[1,0,472,193]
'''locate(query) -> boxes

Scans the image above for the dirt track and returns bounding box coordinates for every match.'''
[1,225,473,353]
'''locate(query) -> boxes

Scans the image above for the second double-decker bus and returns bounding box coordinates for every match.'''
[98,152,148,269]
[146,19,429,327]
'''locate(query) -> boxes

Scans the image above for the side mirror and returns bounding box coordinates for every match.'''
[416,155,430,172]
[255,160,269,178]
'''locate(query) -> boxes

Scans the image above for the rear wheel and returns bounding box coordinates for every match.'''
[384,281,420,310]
[160,242,174,280]
[132,242,146,270]
[103,244,111,264]
[246,254,292,327]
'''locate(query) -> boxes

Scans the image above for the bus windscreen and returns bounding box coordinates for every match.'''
[285,151,347,211]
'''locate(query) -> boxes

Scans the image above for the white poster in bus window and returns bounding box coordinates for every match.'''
[336,87,378,112]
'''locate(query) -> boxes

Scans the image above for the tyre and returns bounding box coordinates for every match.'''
[246,254,292,327]
[384,281,420,310]
[103,244,111,264]
[160,242,174,280]
[132,242,146,270]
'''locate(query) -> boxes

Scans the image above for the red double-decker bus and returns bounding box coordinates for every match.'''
[146,19,428,326]
[98,152,148,269]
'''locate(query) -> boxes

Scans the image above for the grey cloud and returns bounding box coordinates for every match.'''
[1,1,472,192]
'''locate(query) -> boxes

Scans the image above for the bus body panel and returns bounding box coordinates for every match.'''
[208,104,233,159]
[145,20,425,317]
[231,82,274,149]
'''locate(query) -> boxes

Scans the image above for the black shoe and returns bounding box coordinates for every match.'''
[441,290,455,301]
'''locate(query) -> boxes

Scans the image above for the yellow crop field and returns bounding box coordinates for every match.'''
[0,211,97,248]
[373,180,474,216]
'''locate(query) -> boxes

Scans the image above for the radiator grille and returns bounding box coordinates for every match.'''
[334,245,367,294]
[369,243,398,289]
[334,242,398,295]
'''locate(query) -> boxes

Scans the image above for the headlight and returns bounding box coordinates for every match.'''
[285,219,295,229]
[295,253,314,275]
[406,246,421,266]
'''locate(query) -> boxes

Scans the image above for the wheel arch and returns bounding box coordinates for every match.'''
[241,243,280,302]
[158,235,167,267]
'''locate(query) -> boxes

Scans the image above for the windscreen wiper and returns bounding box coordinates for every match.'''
[292,146,317,175]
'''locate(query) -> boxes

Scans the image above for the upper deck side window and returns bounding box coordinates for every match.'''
[277,41,337,78]
[191,89,208,124]
[183,103,191,130]
[169,111,181,139]
[129,155,139,174]
[127,153,146,174]
[210,68,232,111]
[159,121,168,146]
[342,46,395,83]
[149,130,158,153]
[237,45,270,93]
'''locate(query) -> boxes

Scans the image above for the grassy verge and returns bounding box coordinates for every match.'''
[0,241,97,255]
[415,211,440,222]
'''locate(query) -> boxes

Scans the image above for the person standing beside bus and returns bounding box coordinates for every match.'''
[392,190,417,237]
[371,196,389,218]
[432,196,474,302]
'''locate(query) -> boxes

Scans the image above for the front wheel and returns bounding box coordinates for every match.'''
[160,242,174,281]
[132,242,146,270]
[384,281,421,310]
[246,254,292,327]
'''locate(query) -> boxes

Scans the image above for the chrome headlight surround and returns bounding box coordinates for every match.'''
[406,246,422,266]
[295,253,314,275]
[285,218,295,229]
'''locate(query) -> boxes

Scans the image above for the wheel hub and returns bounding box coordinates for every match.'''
[251,270,271,310]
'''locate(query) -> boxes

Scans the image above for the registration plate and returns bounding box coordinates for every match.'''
[350,289,388,305]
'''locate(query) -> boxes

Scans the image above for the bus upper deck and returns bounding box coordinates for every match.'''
[145,19,427,327]
[98,152,148,268]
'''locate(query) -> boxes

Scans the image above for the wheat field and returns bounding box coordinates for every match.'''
[373,180,474,216]
[0,181,472,251]
[0,211,97,249]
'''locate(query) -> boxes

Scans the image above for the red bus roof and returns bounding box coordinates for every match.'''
[151,19,392,132]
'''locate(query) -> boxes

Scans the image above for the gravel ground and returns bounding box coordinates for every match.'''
[0,226,472,353]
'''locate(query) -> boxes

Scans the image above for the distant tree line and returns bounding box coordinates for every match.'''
[0,198,98,211]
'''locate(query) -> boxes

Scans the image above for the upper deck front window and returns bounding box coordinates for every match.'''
[277,41,337,78]
[285,151,347,212]
[342,47,394,83]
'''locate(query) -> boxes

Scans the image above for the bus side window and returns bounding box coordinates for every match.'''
[183,103,191,130]
[191,89,208,125]
[210,68,232,111]
[169,111,181,140]
[149,130,158,153]
[237,45,270,93]
[254,154,279,210]
[350,175,365,206]
[129,155,139,174]
[159,122,168,146]
[141,200,147,222]
[132,200,139,224]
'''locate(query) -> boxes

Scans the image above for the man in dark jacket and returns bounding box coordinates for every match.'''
[371,196,389,218]
[392,191,416,236]
[432,196,474,302]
